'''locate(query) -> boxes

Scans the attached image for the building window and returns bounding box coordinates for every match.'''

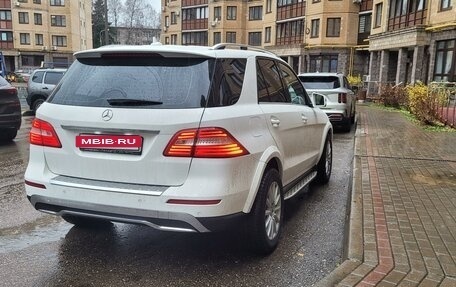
[34,13,42,25]
[165,37,169,44]
[359,14,371,33]
[249,6,262,20]
[18,12,29,24]
[248,32,262,46]
[312,0,321,3]
[265,27,271,43]
[434,39,455,82]
[0,11,12,21]
[227,6,237,20]
[33,0,41,3]
[171,34,177,44]
[165,16,169,27]
[182,7,208,20]
[214,32,221,44]
[17,0,28,2]
[20,33,31,45]
[182,31,208,46]
[50,0,64,6]
[35,34,43,45]
[226,32,236,43]
[214,6,221,20]
[52,35,67,46]
[266,0,272,13]
[51,15,66,27]
[309,54,338,72]
[0,31,13,41]
[276,19,304,45]
[171,12,177,24]
[326,18,341,37]
[440,0,452,10]
[311,19,320,38]
[374,3,382,27]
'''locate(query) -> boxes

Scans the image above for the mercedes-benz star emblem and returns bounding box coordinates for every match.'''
[102,109,113,121]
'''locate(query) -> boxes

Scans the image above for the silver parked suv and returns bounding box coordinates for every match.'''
[25,44,333,254]
[26,68,66,112]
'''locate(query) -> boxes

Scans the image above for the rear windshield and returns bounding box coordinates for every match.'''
[298,76,340,89]
[49,55,246,109]
[44,72,65,85]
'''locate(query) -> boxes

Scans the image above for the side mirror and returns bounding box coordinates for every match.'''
[312,92,326,106]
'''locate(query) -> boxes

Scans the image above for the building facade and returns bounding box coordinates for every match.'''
[367,0,455,95]
[161,0,370,76]
[161,0,455,95]
[0,0,92,72]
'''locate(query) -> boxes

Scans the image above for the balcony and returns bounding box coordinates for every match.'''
[0,0,11,9]
[388,9,427,31]
[359,0,373,12]
[277,2,305,22]
[182,19,208,31]
[182,0,207,7]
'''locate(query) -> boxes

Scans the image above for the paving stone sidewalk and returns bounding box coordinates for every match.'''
[317,105,456,287]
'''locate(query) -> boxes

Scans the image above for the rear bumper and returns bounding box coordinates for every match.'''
[28,195,247,233]
[0,113,21,130]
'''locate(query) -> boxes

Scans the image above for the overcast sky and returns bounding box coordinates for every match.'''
[150,0,160,12]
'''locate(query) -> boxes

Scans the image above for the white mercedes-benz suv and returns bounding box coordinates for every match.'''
[25,44,333,254]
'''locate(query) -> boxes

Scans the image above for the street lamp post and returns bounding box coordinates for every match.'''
[99,29,109,46]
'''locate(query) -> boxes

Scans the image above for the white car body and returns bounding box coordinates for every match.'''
[298,72,356,131]
[25,44,333,253]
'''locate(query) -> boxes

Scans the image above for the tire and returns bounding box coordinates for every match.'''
[247,168,284,255]
[342,119,351,132]
[62,215,112,228]
[32,98,46,112]
[316,135,332,184]
[0,129,18,142]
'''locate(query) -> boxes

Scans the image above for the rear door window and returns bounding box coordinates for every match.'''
[277,62,310,106]
[49,55,216,109]
[256,58,290,103]
[32,71,45,83]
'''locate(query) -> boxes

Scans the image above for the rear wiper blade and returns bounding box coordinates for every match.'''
[107,99,163,106]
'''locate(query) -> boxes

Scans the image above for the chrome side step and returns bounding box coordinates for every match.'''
[284,171,317,200]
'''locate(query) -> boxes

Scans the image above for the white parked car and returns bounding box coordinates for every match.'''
[25,44,333,254]
[298,72,356,132]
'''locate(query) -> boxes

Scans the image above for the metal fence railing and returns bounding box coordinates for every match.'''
[429,82,456,128]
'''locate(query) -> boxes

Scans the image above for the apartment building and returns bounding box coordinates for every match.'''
[161,0,369,76]
[0,0,92,72]
[161,0,455,94]
[367,0,455,95]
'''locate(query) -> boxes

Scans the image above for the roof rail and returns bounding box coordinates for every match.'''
[211,43,277,57]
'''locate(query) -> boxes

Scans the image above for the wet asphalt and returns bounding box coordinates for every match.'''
[0,110,355,287]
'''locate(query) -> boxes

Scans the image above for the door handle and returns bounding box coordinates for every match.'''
[270,117,280,127]
[301,114,308,124]
[42,87,49,90]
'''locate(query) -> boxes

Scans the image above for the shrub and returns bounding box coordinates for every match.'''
[379,83,408,108]
[406,81,447,125]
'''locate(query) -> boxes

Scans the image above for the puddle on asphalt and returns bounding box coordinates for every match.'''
[0,216,71,254]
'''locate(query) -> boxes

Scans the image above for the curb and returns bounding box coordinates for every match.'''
[315,116,364,286]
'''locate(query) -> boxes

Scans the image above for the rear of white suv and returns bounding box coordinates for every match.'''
[25,44,332,254]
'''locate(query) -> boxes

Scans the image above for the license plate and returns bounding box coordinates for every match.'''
[76,134,143,155]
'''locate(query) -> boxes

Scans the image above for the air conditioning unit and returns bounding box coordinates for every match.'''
[15,1,20,7]
[163,27,167,32]
[41,46,47,51]
[162,7,166,12]
[362,75,370,82]
[176,11,180,16]
[211,18,219,27]
[51,46,57,51]
[353,0,362,3]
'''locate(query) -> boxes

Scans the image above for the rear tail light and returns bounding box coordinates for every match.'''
[163,127,249,158]
[5,87,17,96]
[166,199,221,205]
[338,93,347,103]
[30,118,62,148]
[25,180,46,189]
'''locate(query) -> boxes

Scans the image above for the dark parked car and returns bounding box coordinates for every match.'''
[0,76,21,141]
[26,68,66,112]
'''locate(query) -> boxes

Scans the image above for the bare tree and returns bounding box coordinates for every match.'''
[109,0,123,27]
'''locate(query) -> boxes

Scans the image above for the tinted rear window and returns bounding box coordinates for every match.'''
[49,56,245,109]
[298,76,340,89]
